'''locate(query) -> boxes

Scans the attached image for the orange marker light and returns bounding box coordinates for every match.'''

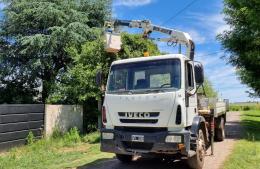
[144,51,149,57]
[178,144,185,150]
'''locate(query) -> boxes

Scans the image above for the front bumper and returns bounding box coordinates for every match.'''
[100,128,191,156]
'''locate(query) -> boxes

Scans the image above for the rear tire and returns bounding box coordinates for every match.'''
[116,154,133,163]
[215,117,225,141]
[187,129,205,169]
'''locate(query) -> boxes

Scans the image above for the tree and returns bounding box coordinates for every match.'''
[118,33,161,59]
[0,37,40,103]
[218,0,260,97]
[47,33,161,104]
[198,78,218,98]
[0,0,111,103]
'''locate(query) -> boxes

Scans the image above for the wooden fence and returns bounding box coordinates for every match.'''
[0,104,44,150]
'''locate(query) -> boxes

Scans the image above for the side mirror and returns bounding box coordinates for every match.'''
[186,90,193,96]
[96,70,102,87]
[194,62,204,85]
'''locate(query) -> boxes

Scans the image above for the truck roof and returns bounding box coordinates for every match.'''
[111,54,189,65]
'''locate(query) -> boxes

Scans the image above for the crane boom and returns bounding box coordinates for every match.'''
[105,19,195,60]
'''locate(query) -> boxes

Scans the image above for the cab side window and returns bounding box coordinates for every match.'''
[187,63,194,89]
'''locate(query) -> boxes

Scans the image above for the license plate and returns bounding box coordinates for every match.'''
[131,135,144,142]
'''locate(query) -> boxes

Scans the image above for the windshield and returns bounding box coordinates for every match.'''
[107,59,181,93]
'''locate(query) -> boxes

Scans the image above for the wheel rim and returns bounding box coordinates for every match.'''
[198,132,205,162]
[222,121,225,137]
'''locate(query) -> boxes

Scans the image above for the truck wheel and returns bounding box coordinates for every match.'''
[187,129,205,169]
[215,117,225,141]
[116,154,133,163]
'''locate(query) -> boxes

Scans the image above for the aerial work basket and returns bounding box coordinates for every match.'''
[105,32,122,53]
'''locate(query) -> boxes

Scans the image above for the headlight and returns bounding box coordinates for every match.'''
[165,135,182,143]
[102,132,114,139]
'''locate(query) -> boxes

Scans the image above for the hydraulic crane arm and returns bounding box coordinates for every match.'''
[105,19,195,60]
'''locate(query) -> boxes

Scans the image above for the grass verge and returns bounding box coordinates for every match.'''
[223,110,260,169]
[229,102,260,111]
[0,129,114,169]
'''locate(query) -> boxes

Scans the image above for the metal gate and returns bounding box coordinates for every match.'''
[0,104,44,150]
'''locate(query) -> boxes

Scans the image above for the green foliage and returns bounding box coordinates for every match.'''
[0,0,111,103]
[63,127,81,146]
[51,127,82,146]
[218,0,260,97]
[26,131,35,145]
[0,131,112,169]
[51,127,64,139]
[118,33,161,59]
[0,82,39,104]
[198,78,218,98]
[47,33,161,104]
[47,37,108,104]
[223,110,260,169]
[83,131,100,144]
[229,103,260,111]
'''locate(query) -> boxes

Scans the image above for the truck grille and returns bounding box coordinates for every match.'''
[120,119,158,123]
[118,112,159,124]
[115,126,168,133]
[115,126,167,133]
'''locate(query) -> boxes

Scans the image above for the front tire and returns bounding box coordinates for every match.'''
[116,154,133,163]
[187,129,205,169]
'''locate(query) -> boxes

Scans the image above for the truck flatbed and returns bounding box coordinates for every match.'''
[198,97,228,117]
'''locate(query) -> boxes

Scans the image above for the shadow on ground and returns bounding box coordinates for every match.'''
[225,120,243,140]
[242,120,260,140]
[78,157,190,169]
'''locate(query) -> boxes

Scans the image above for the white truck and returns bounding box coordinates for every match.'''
[96,20,228,169]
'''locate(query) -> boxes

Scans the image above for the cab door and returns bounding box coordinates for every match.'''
[185,62,197,126]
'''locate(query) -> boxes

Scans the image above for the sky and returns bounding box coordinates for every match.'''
[0,1,259,103]
[113,0,260,103]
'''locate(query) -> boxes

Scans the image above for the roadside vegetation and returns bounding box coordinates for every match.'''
[229,102,260,111]
[223,109,260,169]
[218,0,260,97]
[0,128,112,169]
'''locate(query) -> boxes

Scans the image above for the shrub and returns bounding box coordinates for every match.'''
[26,131,35,145]
[243,106,250,111]
[229,103,260,111]
[229,105,240,111]
[51,127,64,139]
[63,127,81,146]
[83,131,100,144]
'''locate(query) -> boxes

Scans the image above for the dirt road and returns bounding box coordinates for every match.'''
[81,112,242,169]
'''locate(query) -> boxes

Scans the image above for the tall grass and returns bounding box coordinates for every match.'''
[0,128,111,169]
[223,110,260,169]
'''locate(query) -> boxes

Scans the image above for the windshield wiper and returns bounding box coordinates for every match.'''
[143,89,165,93]
[143,87,178,93]
[109,88,177,94]
[111,90,133,94]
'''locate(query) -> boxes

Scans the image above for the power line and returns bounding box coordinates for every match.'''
[161,0,199,26]
[196,50,224,58]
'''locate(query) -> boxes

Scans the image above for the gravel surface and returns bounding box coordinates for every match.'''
[81,112,242,169]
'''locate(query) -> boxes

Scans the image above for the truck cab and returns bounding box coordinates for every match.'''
[102,54,199,129]
[100,54,206,164]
